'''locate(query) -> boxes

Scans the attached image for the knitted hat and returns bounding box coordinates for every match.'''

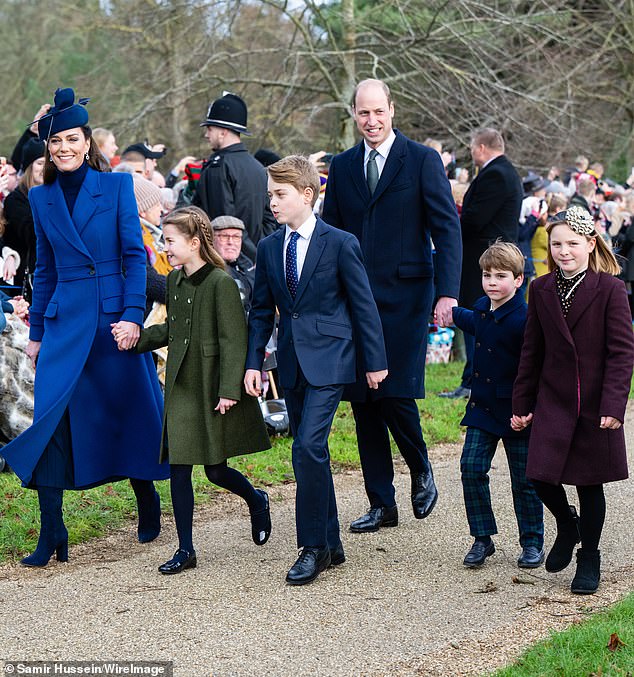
[133,174,162,213]
[36,88,90,141]
[210,215,245,231]
[21,138,45,172]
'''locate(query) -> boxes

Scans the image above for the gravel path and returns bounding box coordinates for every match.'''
[1,413,632,677]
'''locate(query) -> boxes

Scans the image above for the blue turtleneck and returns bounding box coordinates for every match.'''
[57,162,89,217]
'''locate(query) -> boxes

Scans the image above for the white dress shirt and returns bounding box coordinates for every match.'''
[363,130,396,180]
[283,213,317,280]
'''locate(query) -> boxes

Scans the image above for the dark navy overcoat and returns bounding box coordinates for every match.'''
[322,130,462,400]
[513,270,634,486]
[3,168,168,488]
[453,291,528,438]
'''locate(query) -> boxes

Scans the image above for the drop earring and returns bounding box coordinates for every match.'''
[85,152,89,161]
[49,154,53,161]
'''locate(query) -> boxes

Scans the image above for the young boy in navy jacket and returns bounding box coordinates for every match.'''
[244,155,387,585]
[453,241,543,569]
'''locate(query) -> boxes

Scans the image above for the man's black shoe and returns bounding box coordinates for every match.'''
[411,470,438,519]
[286,546,331,585]
[463,540,495,568]
[349,505,398,533]
[329,541,346,566]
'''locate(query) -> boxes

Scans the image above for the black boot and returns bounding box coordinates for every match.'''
[131,479,161,543]
[21,487,68,567]
[571,548,600,594]
[545,505,580,572]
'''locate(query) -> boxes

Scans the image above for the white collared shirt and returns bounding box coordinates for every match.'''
[283,213,317,280]
[363,130,396,180]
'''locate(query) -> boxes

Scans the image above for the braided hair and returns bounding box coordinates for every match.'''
[163,206,225,269]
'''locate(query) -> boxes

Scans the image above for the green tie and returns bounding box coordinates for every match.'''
[367,149,379,195]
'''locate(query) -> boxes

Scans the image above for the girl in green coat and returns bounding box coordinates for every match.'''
[120,206,272,574]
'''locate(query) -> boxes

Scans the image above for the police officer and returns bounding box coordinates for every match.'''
[193,93,277,260]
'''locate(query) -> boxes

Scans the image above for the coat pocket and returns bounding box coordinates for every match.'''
[202,341,220,356]
[316,319,352,340]
[44,301,58,319]
[102,295,124,314]
[397,262,434,278]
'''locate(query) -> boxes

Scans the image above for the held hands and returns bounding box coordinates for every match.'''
[244,369,262,397]
[3,256,17,282]
[215,398,237,415]
[173,155,198,175]
[434,296,457,328]
[9,296,29,320]
[510,413,533,431]
[366,369,388,390]
[110,321,140,351]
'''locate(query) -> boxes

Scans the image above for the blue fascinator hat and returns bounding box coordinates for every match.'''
[35,88,90,141]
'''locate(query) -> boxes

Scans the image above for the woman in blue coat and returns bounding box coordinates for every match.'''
[2,88,169,567]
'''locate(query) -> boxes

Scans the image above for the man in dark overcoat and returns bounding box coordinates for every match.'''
[322,78,462,532]
[441,128,523,399]
[193,93,278,260]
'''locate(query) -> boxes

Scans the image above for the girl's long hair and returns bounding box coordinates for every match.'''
[162,206,225,269]
[43,125,110,184]
[546,222,621,276]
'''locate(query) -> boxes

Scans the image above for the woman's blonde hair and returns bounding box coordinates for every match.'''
[162,206,225,269]
[546,218,621,276]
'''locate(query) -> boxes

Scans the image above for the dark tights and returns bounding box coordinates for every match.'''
[170,462,262,552]
[532,480,605,552]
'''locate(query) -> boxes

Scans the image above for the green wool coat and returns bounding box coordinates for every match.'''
[136,264,271,465]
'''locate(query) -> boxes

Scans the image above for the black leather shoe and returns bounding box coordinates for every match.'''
[438,386,471,399]
[250,489,272,546]
[518,546,545,569]
[329,541,346,566]
[411,470,438,519]
[463,540,495,568]
[158,549,197,575]
[349,505,398,533]
[286,547,331,585]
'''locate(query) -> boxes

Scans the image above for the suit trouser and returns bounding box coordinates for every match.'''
[351,397,429,508]
[284,370,344,549]
[460,427,543,548]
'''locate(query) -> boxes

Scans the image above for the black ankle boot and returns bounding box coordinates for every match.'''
[131,481,161,543]
[571,548,601,594]
[545,505,580,572]
[21,487,68,567]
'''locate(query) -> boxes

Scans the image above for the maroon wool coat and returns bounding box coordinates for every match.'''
[513,270,634,486]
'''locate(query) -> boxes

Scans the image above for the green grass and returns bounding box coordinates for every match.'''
[0,362,466,563]
[491,592,634,677]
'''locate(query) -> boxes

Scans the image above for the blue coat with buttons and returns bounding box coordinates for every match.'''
[453,290,528,438]
[2,168,168,487]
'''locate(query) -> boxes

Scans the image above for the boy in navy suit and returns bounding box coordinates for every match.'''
[452,242,543,569]
[245,155,387,585]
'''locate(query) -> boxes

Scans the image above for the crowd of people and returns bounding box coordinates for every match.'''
[0,80,633,594]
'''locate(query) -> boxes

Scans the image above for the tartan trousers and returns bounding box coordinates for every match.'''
[460,427,544,548]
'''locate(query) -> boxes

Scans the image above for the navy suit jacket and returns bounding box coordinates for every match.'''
[322,129,462,399]
[453,291,528,438]
[246,217,387,389]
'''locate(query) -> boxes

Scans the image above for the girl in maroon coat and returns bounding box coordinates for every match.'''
[512,205,634,595]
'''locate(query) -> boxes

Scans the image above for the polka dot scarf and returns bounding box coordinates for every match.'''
[555,268,586,317]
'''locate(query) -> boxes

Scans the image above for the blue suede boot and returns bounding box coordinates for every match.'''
[21,487,68,567]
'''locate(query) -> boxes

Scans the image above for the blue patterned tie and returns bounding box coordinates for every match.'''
[285,231,300,298]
